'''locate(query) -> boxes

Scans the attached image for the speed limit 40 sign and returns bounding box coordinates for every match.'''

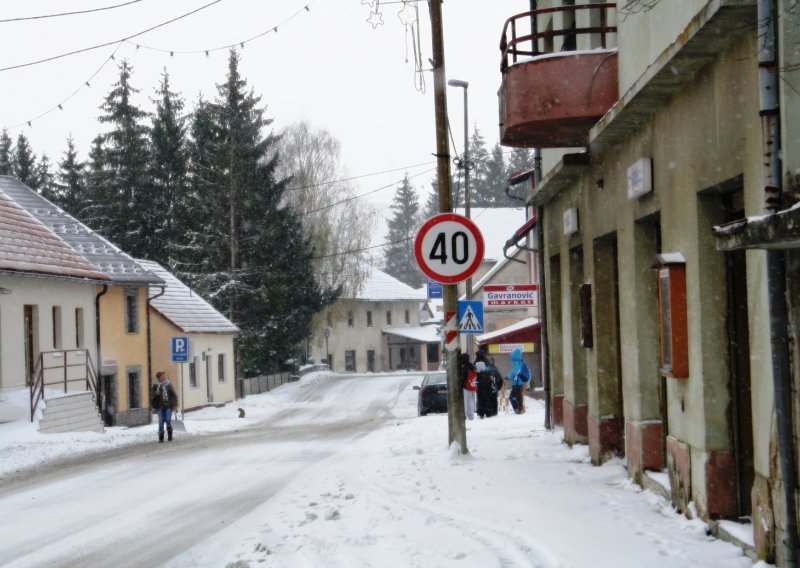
[414,213,485,284]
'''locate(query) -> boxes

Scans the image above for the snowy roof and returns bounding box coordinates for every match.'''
[383,325,440,343]
[0,177,163,285]
[454,207,527,262]
[138,260,239,335]
[476,316,540,344]
[0,189,110,282]
[356,266,426,302]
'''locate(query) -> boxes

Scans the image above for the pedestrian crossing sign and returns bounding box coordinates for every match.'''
[457,300,484,334]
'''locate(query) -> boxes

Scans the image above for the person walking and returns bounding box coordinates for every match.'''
[151,371,179,442]
[507,348,531,414]
[460,353,477,420]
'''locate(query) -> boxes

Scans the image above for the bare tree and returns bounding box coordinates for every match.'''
[276,121,376,330]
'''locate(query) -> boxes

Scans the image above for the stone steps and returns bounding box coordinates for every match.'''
[38,392,105,434]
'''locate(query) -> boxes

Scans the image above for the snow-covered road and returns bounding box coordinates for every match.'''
[0,372,423,567]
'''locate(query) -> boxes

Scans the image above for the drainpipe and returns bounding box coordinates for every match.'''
[759,0,797,564]
[532,148,551,430]
[146,285,167,395]
[94,284,108,414]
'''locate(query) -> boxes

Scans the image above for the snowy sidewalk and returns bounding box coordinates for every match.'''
[215,397,761,568]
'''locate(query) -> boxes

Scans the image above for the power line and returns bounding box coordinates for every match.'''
[312,236,410,261]
[0,0,145,23]
[0,0,225,72]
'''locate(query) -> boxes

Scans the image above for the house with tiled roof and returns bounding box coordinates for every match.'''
[138,260,239,411]
[310,266,437,373]
[0,187,110,400]
[0,176,164,427]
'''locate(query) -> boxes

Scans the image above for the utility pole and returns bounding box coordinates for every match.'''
[429,0,467,454]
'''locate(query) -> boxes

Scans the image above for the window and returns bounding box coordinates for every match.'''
[386,310,392,325]
[367,350,375,372]
[52,306,62,349]
[347,311,354,327]
[367,311,373,327]
[345,350,356,371]
[218,353,226,383]
[75,308,84,348]
[127,366,141,409]
[404,309,410,324]
[189,357,198,387]
[124,289,139,333]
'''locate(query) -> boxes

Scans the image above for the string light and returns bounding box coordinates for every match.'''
[6,3,315,131]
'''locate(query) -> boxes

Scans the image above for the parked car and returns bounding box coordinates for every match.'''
[414,372,447,416]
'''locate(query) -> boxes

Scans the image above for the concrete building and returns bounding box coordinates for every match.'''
[310,266,434,373]
[495,1,800,564]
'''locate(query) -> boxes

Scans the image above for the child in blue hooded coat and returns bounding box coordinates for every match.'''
[507,348,531,414]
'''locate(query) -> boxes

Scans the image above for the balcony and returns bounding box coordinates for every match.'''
[499,4,618,149]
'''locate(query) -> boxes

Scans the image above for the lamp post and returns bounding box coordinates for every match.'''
[323,326,331,369]
[447,78,474,358]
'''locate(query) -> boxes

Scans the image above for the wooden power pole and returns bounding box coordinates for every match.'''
[428,0,467,454]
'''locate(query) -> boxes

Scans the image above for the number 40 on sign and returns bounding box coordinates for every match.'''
[414,213,485,284]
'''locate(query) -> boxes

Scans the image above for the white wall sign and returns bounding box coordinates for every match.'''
[628,157,653,199]
[563,208,579,236]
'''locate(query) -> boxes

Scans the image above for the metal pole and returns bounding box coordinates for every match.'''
[429,0,467,454]
[448,79,473,359]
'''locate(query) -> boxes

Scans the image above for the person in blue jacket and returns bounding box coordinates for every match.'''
[507,348,531,414]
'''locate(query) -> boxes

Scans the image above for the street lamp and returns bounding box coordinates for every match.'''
[447,78,474,357]
[323,326,331,368]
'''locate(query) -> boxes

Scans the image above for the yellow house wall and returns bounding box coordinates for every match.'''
[98,286,150,412]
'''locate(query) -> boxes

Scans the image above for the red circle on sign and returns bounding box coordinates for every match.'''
[414,213,485,284]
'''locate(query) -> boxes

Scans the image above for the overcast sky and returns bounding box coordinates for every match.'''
[0,1,529,234]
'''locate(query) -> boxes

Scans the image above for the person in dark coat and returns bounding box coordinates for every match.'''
[475,361,496,419]
[475,346,503,417]
[151,371,179,442]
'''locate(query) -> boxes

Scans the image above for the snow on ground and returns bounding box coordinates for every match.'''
[0,372,771,567]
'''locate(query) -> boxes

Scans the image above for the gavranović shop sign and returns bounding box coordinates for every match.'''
[484,284,539,307]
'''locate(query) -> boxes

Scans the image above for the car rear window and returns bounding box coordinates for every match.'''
[426,373,447,385]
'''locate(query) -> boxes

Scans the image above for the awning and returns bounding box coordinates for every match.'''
[383,326,441,343]
[476,316,540,346]
[503,209,538,257]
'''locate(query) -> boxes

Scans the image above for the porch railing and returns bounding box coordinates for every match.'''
[30,349,99,422]
[500,3,617,72]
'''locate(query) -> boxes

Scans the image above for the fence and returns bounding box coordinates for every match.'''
[239,372,296,396]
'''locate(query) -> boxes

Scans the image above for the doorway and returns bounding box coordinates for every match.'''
[23,305,36,386]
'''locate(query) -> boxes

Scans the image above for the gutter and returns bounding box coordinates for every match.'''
[146,285,167,396]
[758,0,797,564]
[94,285,108,416]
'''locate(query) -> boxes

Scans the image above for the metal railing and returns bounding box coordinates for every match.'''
[30,349,99,422]
[500,3,617,72]
[239,371,297,396]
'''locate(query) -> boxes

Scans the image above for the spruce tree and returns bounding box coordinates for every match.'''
[483,143,507,206]
[0,129,12,175]
[13,133,37,188]
[55,135,86,216]
[384,173,424,288]
[467,126,490,206]
[188,50,332,375]
[149,69,189,267]
[35,154,57,201]
[83,135,113,231]
[95,59,152,257]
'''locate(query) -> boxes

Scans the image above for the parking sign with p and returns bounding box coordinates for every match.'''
[171,336,189,363]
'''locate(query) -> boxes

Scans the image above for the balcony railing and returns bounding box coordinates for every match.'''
[500,3,617,72]
[498,3,619,148]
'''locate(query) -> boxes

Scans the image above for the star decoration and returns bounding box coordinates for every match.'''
[360,0,375,7]
[397,1,416,27]
[367,9,384,28]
